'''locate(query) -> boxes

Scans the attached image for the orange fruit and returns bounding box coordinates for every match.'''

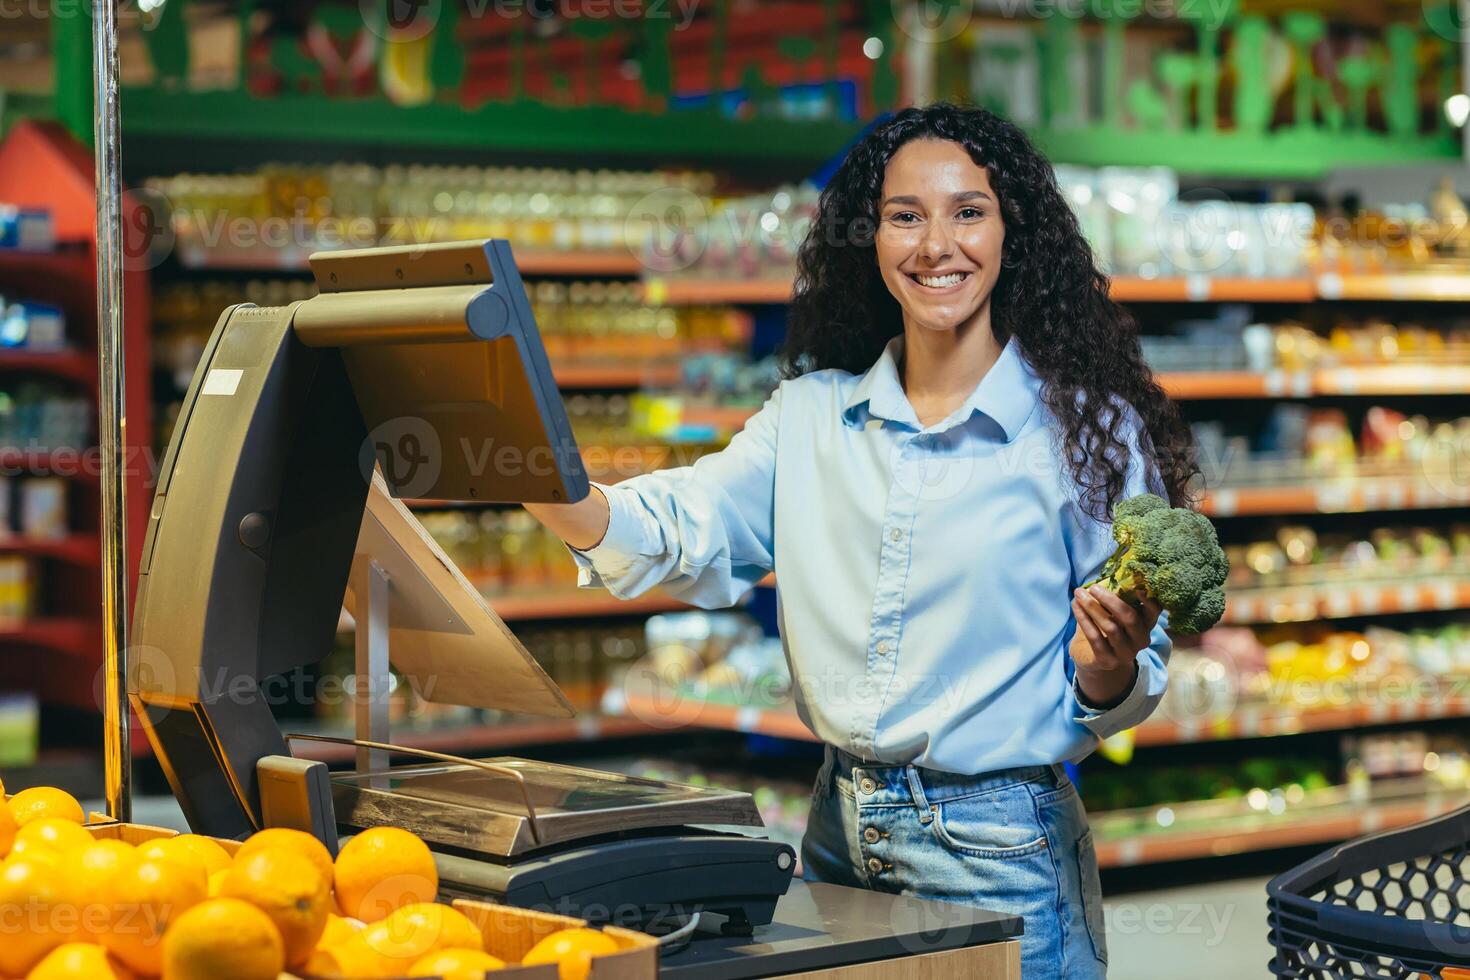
[167,834,234,875]
[333,827,438,922]
[236,827,332,884]
[15,818,94,854]
[7,787,85,826]
[384,902,483,953]
[161,897,285,980]
[0,855,69,975]
[0,794,15,858]
[301,940,386,979]
[207,868,230,897]
[23,942,134,980]
[318,912,366,949]
[408,947,507,978]
[521,927,620,980]
[136,837,211,882]
[54,839,138,939]
[99,856,208,975]
[219,847,330,967]
[7,835,64,866]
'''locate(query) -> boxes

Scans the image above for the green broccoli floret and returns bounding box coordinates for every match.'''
[1085,493,1230,634]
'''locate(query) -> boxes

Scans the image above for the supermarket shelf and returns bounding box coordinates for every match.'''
[286,715,669,763]
[1321,272,1470,301]
[678,404,763,431]
[1133,698,1470,747]
[618,695,817,742]
[1201,478,1470,516]
[0,349,95,385]
[175,239,644,277]
[645,272,1470,307]
[619,691,1470,752]
[1223,578,1470,624]
[1159,366,1470,400]
[1095,793,1463,868]
[1110,277,1316,303]
[552,360,683,389]
[0,616,94,654]
[0,248,93,281]
[0,535,98,564]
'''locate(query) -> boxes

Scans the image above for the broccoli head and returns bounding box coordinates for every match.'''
[1086,493,1229,634]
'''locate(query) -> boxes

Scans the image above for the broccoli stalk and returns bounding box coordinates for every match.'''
[1084,493,1229,634]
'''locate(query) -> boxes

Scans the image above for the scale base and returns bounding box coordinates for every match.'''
[429,831,797,934]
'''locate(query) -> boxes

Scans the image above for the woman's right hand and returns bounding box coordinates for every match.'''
[523,485,611,552]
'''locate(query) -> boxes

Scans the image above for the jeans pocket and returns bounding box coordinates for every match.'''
[928,787,1049,860]
[1076,830,1108,966]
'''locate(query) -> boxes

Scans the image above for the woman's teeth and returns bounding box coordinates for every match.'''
[913,273,968,288]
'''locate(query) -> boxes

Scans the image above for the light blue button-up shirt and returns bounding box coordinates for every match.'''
[571,335,1171,775]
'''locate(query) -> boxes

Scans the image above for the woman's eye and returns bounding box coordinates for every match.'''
[888,212,920,224]
[956,206,985,220]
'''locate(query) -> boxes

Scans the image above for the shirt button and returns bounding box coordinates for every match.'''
[876,640,891,655]
[889,527,903,542]
[867,857,883,874]
[859,776,878,795]
[863,827,881,844]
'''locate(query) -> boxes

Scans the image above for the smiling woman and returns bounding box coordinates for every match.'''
[526,102,1198,980]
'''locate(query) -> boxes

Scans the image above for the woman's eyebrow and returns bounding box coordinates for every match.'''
[879,190,993,208]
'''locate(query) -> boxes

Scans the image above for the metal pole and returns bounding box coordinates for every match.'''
[93,0,131,823]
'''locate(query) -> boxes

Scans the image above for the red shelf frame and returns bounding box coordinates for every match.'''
[0,122,151,712]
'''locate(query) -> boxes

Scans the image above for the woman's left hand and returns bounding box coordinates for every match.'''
[1069,584,1162,707]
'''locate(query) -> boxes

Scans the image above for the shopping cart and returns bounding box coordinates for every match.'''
[1268,801,1470,978]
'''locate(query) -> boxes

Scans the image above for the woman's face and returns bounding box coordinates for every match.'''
[874,138,1006,336]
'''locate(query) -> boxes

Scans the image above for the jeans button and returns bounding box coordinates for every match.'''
[863,826,880,844]
[859,776,877,795]
[867,857,883,874]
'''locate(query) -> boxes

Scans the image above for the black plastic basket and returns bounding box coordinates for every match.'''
[1268,800,1470,979]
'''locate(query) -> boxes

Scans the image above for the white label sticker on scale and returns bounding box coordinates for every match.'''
[201,369,243,396]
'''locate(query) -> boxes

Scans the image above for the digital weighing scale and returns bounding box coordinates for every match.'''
[128,239,795,933]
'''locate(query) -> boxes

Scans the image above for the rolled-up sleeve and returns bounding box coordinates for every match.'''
[568,385,781,609]
[1061,402,1172,741]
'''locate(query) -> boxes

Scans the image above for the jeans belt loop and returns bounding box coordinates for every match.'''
[905,765,935,825]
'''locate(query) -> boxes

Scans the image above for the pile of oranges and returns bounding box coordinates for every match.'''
[1,777,623,979]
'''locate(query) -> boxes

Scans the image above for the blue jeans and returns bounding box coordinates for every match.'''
[801,745,1108,979]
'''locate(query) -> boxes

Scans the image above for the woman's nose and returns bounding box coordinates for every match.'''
[919,221,954,263]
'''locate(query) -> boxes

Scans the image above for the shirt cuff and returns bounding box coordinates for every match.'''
[567,483,644,585]
[1073,655,1149,734]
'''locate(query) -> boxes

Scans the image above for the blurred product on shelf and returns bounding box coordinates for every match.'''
[630,354,780,442]
[145,164,718,257]
[640,610,783,706]
[641,183,820,280]
[0,381,90,451]
[0,206,53,252]
[0,298,65,351]
[0,476,68,540]
[0,692,38,767]
[529,281,750,362]
[1194,403,1470,492]
[1318,177,1470,272]
[418,508,581,593]
[1226,523,1470,591]
[0,554,36,621]
[1144,313,1470,374]
[1164,621,1470,730]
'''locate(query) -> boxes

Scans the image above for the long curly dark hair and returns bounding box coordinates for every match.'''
[782,102,1197,521]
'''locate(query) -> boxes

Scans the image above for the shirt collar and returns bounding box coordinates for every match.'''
[842,334,1043,442]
